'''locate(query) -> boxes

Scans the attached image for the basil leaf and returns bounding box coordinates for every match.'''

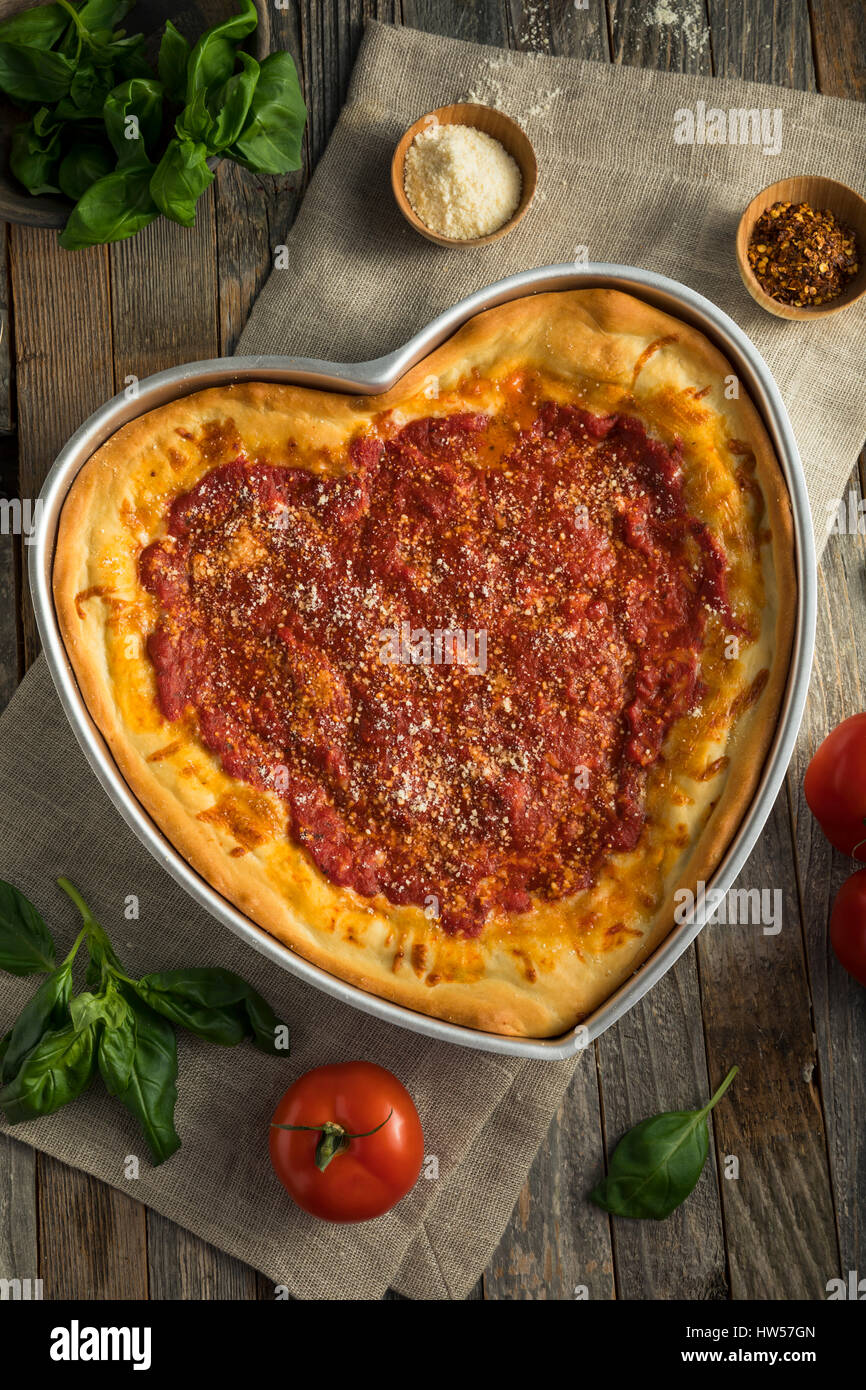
[59,159,159,249]
[77,0,134,29]
[176,54,261,154]
[103,75,163,163]
[0,4,70,49]
[228,50,305,175]
[134,967,286,1053]
[61,59,115,117]
[0,41,75,104]
[184,0,257,104]
[58,139,113,198]
[158,20,190,104]
[85,934,116,989]
[0,1032,9,1067]
[69,981,128,1033]
[1,961,73,1084]
[86,29,146,76]
[58,0,140,69]
[99,987,179,1165]
[33,103,60,135]
[0,1018,97,1124]
[0,880,56,976]
[174,86,211,145]
[590,1066,738,1220]
[150,137,212,226]
[208,49,258,150]
[10,117,62,194]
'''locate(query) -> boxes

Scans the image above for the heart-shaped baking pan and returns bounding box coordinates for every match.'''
[30,264,816,1059]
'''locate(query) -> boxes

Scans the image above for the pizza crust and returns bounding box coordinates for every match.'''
[53,289,795,1037]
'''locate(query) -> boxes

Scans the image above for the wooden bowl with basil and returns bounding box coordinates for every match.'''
[0,0,303,244]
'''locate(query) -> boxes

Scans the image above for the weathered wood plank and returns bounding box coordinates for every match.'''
[216,1,307,356]
[37,1154,148,1299]
[147,1212,266,1299]
[609,0,713,74]
[301,1,403,171]
[697,792,840,1297]
[808,0,865,98]
[0,476,18,713]
[0,206,33,1300]
[707,0,815,87]
[402,0,509,48]
[693,0,840,1302]
[6,224,143,1296]
[109,192,220,380]
[0,223,11,435]
[794,0,866,1287]
[598,959,728,1298]
[0,223,20,714]
[0,1136,37,1294]
[788,485,866,1287]
[215,160,305,358]
[0,237,28,1274]
[506,0,611,58]
[485,1056,616,1299]
[8,230,113,667]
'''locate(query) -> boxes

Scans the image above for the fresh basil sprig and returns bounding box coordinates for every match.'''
[590,1066,738,1220]
[0,875,289,1165]
[0,0,306,249]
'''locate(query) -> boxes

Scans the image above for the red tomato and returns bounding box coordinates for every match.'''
[269,1060,424,1222]
[804,713,866,860]
[830,869,866,987]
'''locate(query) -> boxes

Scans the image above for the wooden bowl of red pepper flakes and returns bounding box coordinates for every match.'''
[736,176,866,320]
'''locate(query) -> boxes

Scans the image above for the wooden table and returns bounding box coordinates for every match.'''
[0,0,864,1301]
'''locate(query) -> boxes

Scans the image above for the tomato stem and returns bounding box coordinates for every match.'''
[272,1108,394,1172]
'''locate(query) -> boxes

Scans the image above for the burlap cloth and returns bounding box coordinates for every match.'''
[1,23,865,1302]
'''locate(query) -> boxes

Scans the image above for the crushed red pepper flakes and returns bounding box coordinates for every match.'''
[748,200,859,306]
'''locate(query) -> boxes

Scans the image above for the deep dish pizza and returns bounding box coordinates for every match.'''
[53,289,795,1038]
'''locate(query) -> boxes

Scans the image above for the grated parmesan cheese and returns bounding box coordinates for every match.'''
[403,122,522,240]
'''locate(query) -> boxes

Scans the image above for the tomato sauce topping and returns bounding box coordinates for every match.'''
[139,396,731,936]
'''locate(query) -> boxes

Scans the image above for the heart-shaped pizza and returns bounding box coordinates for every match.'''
[54,290,794,1037]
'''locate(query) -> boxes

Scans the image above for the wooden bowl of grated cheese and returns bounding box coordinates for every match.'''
[392,103,537,247]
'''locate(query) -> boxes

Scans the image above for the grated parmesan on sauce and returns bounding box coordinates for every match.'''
[403,122,521,240]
